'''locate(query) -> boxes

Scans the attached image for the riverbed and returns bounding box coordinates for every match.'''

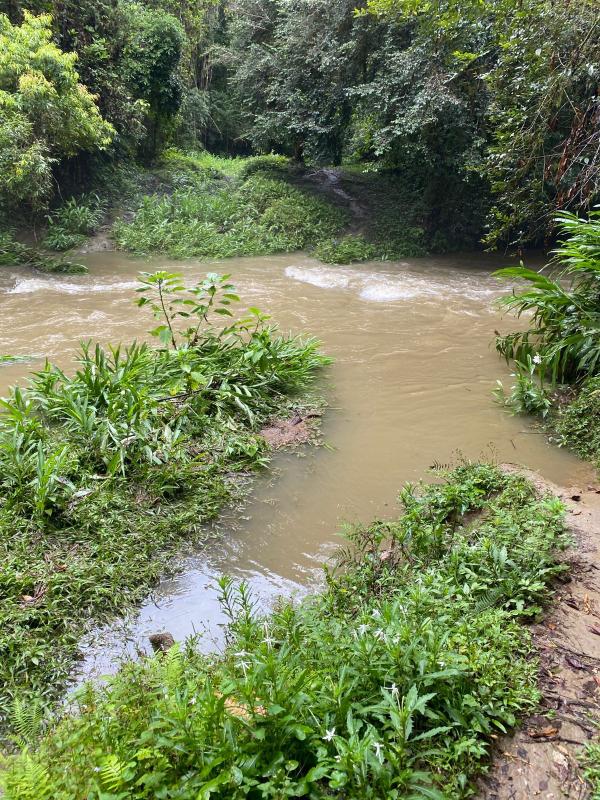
[0,251,591,682]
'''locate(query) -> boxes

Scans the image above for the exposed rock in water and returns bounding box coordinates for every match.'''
[149,631,176,653]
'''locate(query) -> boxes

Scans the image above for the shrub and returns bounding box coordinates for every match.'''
[44,197,104,251]
[495,209,600,384]
[315,234,379,264]
[0,464,567,799]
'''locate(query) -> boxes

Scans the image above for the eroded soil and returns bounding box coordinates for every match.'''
[479,468,600,800]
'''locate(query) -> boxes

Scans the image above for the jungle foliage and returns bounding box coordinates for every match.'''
[0,272,328,734]
[0,465,567,799]
[1,0,597,247]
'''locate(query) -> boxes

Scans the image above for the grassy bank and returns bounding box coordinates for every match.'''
[1,463,567,798]
[111,151,348,260]
[0,271,329,735]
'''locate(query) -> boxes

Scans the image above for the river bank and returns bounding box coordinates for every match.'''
[0,463,573,798]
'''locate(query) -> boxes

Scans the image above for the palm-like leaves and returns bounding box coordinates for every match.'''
[495,209,600,382]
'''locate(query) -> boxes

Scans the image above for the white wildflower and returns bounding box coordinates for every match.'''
[372,741,384,762]
[357,623,369,636]
[533,354,542,365]
[322,727,336,742]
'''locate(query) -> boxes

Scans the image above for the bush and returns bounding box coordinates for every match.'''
[237,153,290,179]
[0,464,567,799]
[315,234,379,264]
[495,209,600,384]
[44,197,104,251]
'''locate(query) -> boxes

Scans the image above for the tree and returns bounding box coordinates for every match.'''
[0,11,114,209]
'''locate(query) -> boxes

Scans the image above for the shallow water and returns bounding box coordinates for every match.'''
[0,251,591,681]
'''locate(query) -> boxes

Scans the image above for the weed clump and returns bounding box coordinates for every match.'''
[0,231,87,273]
[44,196,105,252]
[1,464,567,798]
[315,234,379,264]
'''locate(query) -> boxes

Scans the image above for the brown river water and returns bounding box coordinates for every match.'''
[0,251,592,682]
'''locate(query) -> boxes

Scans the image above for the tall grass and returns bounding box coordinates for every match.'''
[1,464,567,799]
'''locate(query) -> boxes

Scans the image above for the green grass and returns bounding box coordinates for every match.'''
[113,151,347,259]
[0,275,329,737]
[0,463,568,799]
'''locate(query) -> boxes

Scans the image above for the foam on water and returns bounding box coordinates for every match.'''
[7,278,139,295]
[285,266,351,289]
[285,264,499,305]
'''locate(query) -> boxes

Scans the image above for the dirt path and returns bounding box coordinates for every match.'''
[479,468,600,799]
[299,167,369,234]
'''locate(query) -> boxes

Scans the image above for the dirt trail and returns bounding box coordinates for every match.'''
[300,167,369,234]
[479,468,600,800]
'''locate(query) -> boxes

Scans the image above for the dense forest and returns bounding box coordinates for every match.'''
[0,0,598,250]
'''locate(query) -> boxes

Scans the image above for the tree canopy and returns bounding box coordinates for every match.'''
[0,0,597,246]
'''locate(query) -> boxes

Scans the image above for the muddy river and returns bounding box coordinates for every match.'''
[0,251,591,681]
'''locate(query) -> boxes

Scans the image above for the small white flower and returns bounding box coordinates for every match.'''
[357,623,369,636]
[323,727,336,742]
[387,682,399,698]
[374,628,385,641]
[189,696,197,705]
[237,659,251,676]
[533,354,542,365]
[371,609,381,619]
[372,741,384,762]
[335,755,341,763]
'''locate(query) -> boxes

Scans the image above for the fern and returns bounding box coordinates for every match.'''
[10,697,44,748]
[99,754,128,792]
[5,754,52,800]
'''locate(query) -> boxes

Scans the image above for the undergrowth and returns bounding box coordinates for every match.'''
[44,196,105,252]
[0,271,329,735]
[1,463,567,799]
[0,231,87,274]
[113,151,347,259]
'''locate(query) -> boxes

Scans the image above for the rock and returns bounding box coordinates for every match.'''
[149,631,176,652]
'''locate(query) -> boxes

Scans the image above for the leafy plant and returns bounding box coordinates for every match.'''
[135,271,240,348]
[494,354,551,418]
[44,197,104,251]
[495,209,600,384]
[0,465,567,799]
[315,234,379,264]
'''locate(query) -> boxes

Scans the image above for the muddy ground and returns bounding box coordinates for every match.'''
[479,469,600,799]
